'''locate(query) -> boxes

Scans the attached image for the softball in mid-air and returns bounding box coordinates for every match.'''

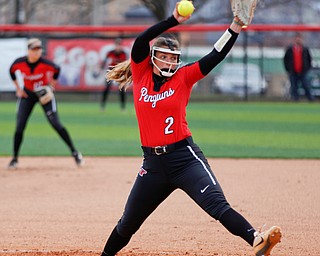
[177,0,195,17]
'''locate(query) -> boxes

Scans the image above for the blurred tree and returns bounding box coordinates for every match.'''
[2,0,319,25]
[138,0,306,24]
[140,0,167,21]
[15,0,41,24]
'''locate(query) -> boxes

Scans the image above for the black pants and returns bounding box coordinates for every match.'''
[101,137,255,255]
[12,89,75,158]
[117,137,230,237]
[101,80,126,109]
[289,72,314,101]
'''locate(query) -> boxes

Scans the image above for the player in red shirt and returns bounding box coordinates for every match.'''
[8,38,84,169]
[100,38,128,111]
[100,3,281,256]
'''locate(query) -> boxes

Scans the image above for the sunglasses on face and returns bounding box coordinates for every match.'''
[29,47,43,51]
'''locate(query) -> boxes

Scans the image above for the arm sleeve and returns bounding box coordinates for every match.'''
[306,48,312,70]
[198,28,239,76]
[131,15,179,64]
[283,48,290,72]
[42,58,61,80]
[9,60,19,80]
[9,69,17,80]
[52,65,61,80]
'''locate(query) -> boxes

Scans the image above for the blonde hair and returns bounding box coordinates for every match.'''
[105,36,180,91]
[106,59,132,91]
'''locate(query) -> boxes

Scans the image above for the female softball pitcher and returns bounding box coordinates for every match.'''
[100,2,281,256]
[8,38,83,169]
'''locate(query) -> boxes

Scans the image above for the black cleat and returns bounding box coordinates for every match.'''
[8,158,18,170]
[72,151,84,167]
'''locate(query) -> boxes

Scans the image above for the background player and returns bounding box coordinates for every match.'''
[8,38,84,169]
[100,2,281,256]
[100,38,128,111]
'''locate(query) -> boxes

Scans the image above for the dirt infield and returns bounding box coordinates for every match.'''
[0,157,319,256]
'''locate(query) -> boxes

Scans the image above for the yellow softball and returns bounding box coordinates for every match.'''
[177,0,195,17]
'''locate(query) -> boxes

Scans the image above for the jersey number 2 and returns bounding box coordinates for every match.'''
[165,116,174,134]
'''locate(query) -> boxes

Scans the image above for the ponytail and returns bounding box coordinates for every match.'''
[106,59,132,91]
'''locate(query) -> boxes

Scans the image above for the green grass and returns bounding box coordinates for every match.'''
[1,101,319,158]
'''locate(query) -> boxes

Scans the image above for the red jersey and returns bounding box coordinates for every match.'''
[132,57,204,147]
[106,50,127,67]
[9,56,60,91]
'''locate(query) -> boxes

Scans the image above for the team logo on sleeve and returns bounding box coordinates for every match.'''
[138,167,148,177]
[139,87,175,108]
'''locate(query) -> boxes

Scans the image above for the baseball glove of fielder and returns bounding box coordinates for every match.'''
[34,85,54,105]
[231,0,257,26]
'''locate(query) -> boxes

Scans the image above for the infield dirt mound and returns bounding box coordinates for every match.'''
[1,157,319,256]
